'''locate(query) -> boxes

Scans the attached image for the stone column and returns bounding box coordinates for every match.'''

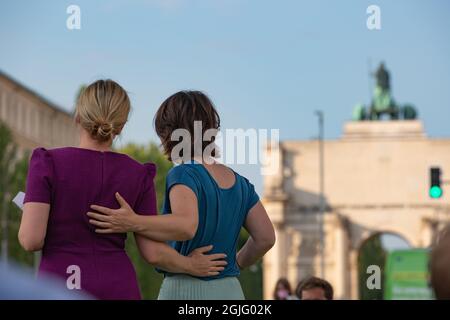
[349,248,359,299]
[287,229,301,287]
[333,214,349,299]
[262,199,287,299]
[262,142,288,299]
[421,217,438,247]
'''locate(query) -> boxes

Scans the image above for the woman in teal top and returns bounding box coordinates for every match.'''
[161,163,259,280]
[88,91,276,299]
[155,162,259,299]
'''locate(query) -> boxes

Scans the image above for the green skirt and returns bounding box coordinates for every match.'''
[157,275,245,300]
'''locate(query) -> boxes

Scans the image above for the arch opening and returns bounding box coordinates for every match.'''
[357,232,411,300]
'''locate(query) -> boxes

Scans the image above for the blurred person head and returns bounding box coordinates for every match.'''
[154,90,220,162]
[0,260,92,300]
[430,225,450,300]
[273,278,293,300]
[296,276,333,300]
[75,79,131,145]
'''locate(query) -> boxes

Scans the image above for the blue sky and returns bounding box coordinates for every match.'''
[1,0,450,192]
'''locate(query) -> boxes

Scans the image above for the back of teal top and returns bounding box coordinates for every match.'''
[160,163,259,280]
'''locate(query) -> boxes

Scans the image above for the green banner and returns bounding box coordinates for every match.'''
[384,249,433,300]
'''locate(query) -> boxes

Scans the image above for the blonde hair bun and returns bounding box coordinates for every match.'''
[75,80,131,143]
[93,122,114,140]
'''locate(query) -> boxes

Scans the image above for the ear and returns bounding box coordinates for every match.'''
[74,114,81,124]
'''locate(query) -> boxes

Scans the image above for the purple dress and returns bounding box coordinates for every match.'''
[24,147,157,300]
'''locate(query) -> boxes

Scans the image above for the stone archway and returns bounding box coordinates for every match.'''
[262,120,450,300]
[320,210,444,299]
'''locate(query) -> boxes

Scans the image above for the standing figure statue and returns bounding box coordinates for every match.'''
[369,62,399,120]
[352,62,417,121]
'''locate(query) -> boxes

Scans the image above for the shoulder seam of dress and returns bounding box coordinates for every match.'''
[35,147,55,176]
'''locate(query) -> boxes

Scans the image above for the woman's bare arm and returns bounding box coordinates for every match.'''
[135,236,227,276]
[18,202,50,251]
[236,201,276,269]
[87,187,198,242]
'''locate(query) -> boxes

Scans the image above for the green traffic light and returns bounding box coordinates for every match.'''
[430,186,443,199]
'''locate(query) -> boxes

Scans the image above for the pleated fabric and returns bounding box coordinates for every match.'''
[157,275,245,300]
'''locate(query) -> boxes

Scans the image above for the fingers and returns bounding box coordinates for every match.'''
[194,245,213,254]
[199,266,226,277]
[200,266,225,277]
[207,253,227,261]
[89,219,111,229]
[90,205,114,215]
[87,212,111,222]
[209,267,225,272]
[95,228,115,234]
[212,260,228,267]
[115,192,132,210]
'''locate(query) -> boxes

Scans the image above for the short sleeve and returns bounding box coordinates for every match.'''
[246,180,260,212]
[24,148,53,204]
[162,165,200,214]
[135,163,158,216]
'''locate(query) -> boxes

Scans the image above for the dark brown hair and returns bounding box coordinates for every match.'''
[154,91,220,161]
[296,276,334,300]
[273,278,293,300]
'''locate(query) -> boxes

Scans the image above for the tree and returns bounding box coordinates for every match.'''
[0,121,33,266]
[358,234,386,300]
[118,143,172,210]
[237,229,263,299]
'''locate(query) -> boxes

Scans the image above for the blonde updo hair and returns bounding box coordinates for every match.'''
[75,79,130,143]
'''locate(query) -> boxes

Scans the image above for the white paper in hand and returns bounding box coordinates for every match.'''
[12,191,25,210]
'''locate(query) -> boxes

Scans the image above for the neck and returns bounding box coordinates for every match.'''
[79,130,112,152]
[192,155,216,165]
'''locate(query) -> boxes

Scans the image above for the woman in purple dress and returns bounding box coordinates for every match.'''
[18,80,227,299]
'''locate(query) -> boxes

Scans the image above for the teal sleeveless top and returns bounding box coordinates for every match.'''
[160,162,259,280]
